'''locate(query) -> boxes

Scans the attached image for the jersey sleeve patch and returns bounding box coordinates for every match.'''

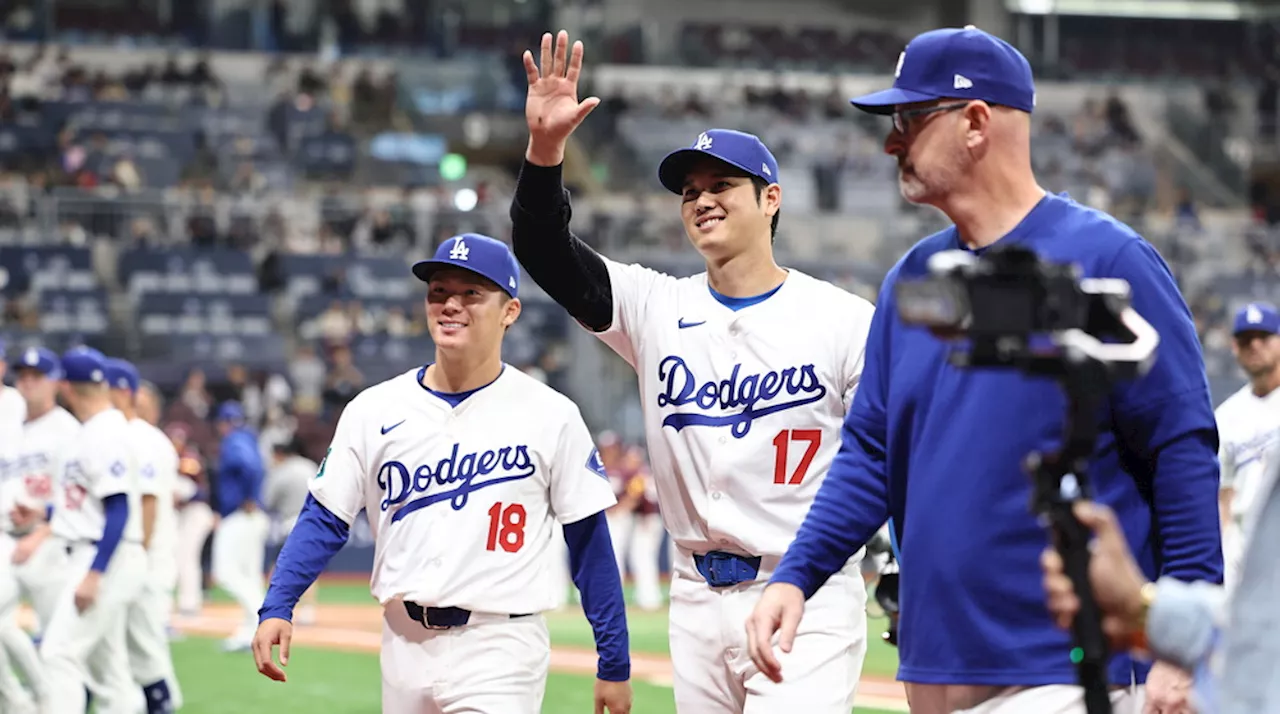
[585,448,607,480]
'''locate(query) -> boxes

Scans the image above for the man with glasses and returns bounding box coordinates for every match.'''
[747,25,1221,714]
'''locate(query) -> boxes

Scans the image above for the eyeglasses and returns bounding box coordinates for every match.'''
[892,102,971,134]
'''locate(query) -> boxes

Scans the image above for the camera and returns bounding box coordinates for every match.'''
[893,245,1157,381]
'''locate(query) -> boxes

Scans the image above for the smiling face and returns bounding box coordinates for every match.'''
[425,268,520,358]
[679,157,780,261]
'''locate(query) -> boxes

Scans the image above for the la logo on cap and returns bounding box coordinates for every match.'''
[449,238,470,261]
[894,51,905,78]
[694,132,713,150]
[1248,304,1264,323]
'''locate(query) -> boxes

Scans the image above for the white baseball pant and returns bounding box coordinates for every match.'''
[668,547,867,714]
[41,539,147,714]
[0,533,39,713]
[606,510,664,610]
[948,684,1144,714]
[176,500,216,614]
[126,566,183,709]
[381,603,550,713]
[212,509,270,641]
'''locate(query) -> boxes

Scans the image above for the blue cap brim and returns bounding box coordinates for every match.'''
[411,259,515,297]
[658,149,763,195]
[849,87,941,115]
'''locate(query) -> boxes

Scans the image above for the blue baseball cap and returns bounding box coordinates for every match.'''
[1233,302,1280,335]
[850,25,1035,115]
[15,347,62,378]
[658,129,780,195]
[61,346,108,384]
[216,400,246,423]
[411,233,520,298]
[104,358,140,393]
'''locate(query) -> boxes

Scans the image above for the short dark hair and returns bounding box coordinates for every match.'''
[751,176,780,243]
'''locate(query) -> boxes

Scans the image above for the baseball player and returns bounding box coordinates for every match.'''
[167,424,216,617]
[511,31,875,712]
[40,346,148,714]
[0,348,82,713]
[252,233,633,714]
[0,342,36,714]
[105,360,184,713]
[264,439,320,625]
[1215,302,1280,594]
[211,400,269,652]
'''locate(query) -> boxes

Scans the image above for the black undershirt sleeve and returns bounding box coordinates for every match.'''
[509,160,614,332]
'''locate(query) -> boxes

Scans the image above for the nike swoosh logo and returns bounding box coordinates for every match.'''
[381,420,406,435]
[678,318,706,329]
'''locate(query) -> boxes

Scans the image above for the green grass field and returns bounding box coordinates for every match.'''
[188,580,902,713]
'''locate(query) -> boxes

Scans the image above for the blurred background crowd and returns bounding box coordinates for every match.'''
[2,0,1280,590]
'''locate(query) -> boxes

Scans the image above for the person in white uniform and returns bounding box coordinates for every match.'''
[0,342,35,714]
[105,360,184,714]
[39,346,148,714]
[251,233,633,714]
[1215,302,1280,594]
[511,31,875,713]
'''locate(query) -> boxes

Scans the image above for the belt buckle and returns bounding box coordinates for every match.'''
[705,552,740,587]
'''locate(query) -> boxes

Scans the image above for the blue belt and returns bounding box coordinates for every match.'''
[694,551,762,587]
[402,603,532,630]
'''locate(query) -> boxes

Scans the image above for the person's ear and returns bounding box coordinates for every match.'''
[963,101,993,149]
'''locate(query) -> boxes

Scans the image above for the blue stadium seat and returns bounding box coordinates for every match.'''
[136,292,273,336]
[278,254,415,300]
[0,246,98,291]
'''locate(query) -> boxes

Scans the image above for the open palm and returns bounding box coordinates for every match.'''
[523,30,600,151]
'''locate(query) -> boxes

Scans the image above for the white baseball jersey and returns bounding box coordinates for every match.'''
[310,366,617,613]
[1,405,80,532]
[1216,384,1280,532]
[596,260,875,557]
[51,408,144,544]
[0,385,28,530]
[130,417,180,575]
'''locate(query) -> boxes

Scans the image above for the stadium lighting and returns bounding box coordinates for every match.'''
[453,188,479,212]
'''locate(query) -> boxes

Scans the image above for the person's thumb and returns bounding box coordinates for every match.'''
[280,629,291,666]
[1073,501,1119,539]
[575,97,601,124]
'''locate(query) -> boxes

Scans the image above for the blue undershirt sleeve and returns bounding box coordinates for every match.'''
[563,511,630,681]
[258,495,351,623]
[90,493,128,573]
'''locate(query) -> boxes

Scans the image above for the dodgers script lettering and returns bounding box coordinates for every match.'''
[656,357,827,438]
[380,442,537,523]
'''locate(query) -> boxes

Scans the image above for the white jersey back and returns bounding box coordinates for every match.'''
[130,417,180,574]
[1216,384,1280,532]
[310,366,616,613]
[1,406,80,531]
[51,408,143,544]
[0,386,26,520]
[596,260,875,557]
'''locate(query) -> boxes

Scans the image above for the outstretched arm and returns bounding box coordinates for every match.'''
[510,29,614,332]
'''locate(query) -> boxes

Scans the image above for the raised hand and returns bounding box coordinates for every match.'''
[523,30,601,166]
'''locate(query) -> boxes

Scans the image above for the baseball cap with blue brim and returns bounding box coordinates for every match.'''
[658,129,780,195]
[411,233,520,299]
[216,400,246,423]
[1233,302,1280,335]
[850,25,1036,115]
[104,358,140,393]
[15,347,62,378]
[61,346,108,384]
